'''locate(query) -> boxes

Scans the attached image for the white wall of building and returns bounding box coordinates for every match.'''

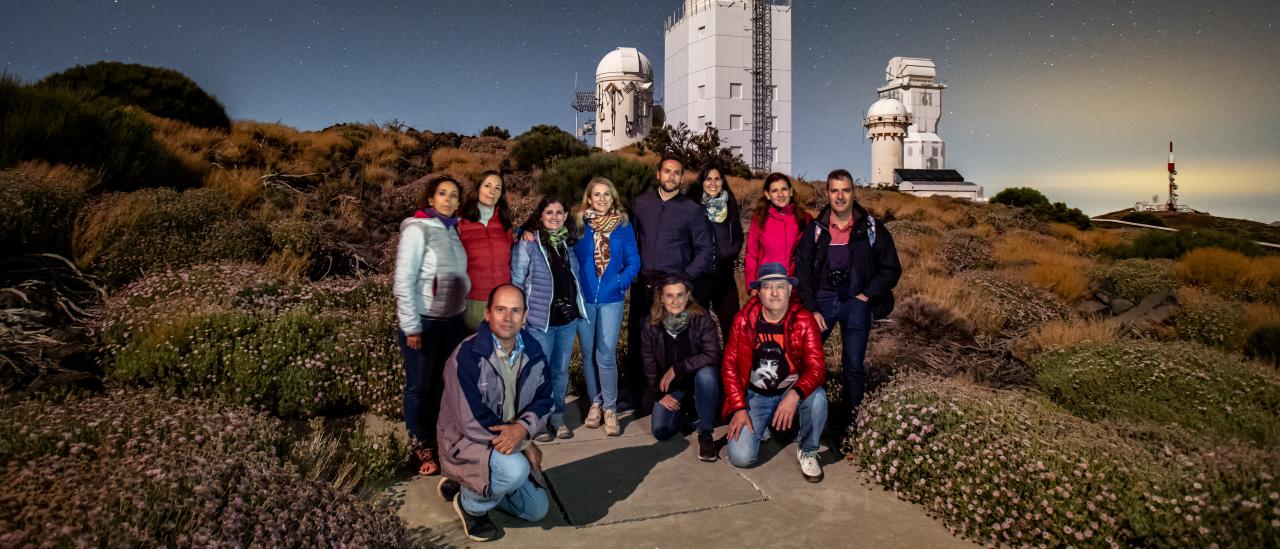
[664,0,792,174]
[878,57,945,170]
[595,47,654,151]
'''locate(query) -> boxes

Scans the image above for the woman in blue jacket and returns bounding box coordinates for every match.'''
[571,177,640,436]
[511,196,587,441]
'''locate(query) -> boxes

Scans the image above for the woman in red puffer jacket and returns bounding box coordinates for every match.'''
[744,172,812,291]
[457,170,515,330]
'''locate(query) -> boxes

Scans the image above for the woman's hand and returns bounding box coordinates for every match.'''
[659,367,676,392]
[406,334,423,350]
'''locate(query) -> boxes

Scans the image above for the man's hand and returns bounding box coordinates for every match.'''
[771,391,801,432]
[406,334,422,350]
[727,409,753,442]
[658,394,681,412]
[659,367,676,393]
[489,423,528,455]
[812,312,828,332]
[522,443,543,473]
[855,293,869,302]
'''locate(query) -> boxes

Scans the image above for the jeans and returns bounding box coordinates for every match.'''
[818,297,872,425]
[528,319,579,426]
[726,387,828,468]
[577,301,624,411]
[459,450,548,522]
[651,366,720,440]
[398,315,468,447]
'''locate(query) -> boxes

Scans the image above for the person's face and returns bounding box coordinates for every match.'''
[540,201,567,231]
[477,175,503,208]
[485,287,526,340]
[758,280,792,316]
[429,181,461,217]
[827,177,854,215]
[589,183,614,213]
[702,169,724,196]
[766,180,793,209]
[660,282,690,316]
[657,159,684,193]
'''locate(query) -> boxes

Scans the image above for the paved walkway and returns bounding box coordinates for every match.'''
[382,397,974,548]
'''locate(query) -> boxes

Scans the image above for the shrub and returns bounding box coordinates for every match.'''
[97,264,403,418]
[853,377,1280,547]
[640,122,751,177]
[1174,298,1247,351]
[479,125,511,140]
[0,389,412,546]
[509,124,589,171]
[1246,324,1280,368]
[1115,229,1263,259]
[1012,318,1120,361]
[959,271,1071,334]
[0,74,200,191]
[990,187,1090,229]
[1089,258,1176,301]
[1176,247,1280,302]
[431,146,497,183]
[938,232,994,275]
[884,219,941,238]
[991,187,1051,209]
[1121,211,1166,227]
[539,153,655,205]
[36,61,231,131]
[269,218,325,256]
[1031,341,1280,445]
[0,162,93,256]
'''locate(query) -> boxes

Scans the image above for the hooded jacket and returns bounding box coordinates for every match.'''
[721,298,826,418]
[437,322,551,497]
[573,219,641,304]
[393,214,470,334]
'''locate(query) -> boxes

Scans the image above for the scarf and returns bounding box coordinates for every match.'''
[702,191,729,224]
[416,208,458,229]
[585,209,622,278]
[663,310,691,337]
[545,225,569,252]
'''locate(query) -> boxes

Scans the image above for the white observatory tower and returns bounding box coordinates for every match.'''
[595,47,655,151]
[864,97,910,187]
[877,57,945,170]
[665,0,793,174]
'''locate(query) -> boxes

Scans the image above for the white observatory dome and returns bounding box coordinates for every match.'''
[867,97,908,118]
[596,47,653,79]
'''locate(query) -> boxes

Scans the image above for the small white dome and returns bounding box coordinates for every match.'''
[867,97,908,118]
[596,47,653,79]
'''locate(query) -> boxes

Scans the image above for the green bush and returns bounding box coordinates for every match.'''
[479,125,510,140]
[640,122,751,177]
[990,187,1091,229]
[0,74,199,192]
[991,187,1051,209]
[1113,229,1262,259]
[854,377,1280,547]
[0,163,92,256]
[1175,300,1247,351]
[1246,324,1280,368]
[269,218,326,255]
[98,264,402,418]
[0,389,412,546]
[539,153,655,205]
[1031,341,1280,446]
[37,61,231,131]
[1121,211,1166,227]
[1089,259,1176,301]
[509,124,589,171]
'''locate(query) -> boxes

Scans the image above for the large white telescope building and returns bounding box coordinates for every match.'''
[877,57,946,170]
[664,0,792,174]
[594,47,655,151]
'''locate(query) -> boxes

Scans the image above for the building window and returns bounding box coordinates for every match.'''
[730,83,742,98]
[771,147,778,163]
[730,146,743,158]
[729,115,742,130]
[697,85,706,100]
[770,116,778,132]
[698,25,706,37]
[770,85,778,102]
[932,146,939,156]
[921,92,932,106]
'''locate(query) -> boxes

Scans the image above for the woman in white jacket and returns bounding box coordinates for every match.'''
[393,175,471,476]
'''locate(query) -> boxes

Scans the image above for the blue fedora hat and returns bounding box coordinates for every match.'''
[750,262,798,290]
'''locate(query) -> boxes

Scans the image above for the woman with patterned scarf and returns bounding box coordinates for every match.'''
[571,177,640,436]
[685,165,744,344]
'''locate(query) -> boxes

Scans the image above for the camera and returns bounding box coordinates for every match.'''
[829,269,849,287]
[552,297,578,320]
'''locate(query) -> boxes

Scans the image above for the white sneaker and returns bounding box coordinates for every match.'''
[584,404,602,429]
[797,449,823,483]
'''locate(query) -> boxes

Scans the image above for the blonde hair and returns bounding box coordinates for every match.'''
[572,176,628,237]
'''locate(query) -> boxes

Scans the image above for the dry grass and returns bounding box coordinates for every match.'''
[265,249,312,278]
[357,131,420,189]
[906,271,1007,335]
[1175,247,1280,299]
[992,231,1093,301]
[138,110,221,179]
[1046,222,1123,253]
[203,167,264,208]
[1013,318,1121,361]
[430,147,497,184]
[614,145,661,166]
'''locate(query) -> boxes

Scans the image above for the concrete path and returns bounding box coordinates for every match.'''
[383,397,974,548]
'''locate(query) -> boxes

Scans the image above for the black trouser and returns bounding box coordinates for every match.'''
[622,274,663,415]
[693,266,741,345]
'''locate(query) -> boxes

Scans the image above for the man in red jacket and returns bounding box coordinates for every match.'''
[722,262,828,482]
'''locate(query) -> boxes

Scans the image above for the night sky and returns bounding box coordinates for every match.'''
[3,0,1278,221]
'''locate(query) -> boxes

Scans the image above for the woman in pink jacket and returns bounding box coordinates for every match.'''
[745,172,812,291]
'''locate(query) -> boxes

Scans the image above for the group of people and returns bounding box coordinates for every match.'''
[392,159,901,542]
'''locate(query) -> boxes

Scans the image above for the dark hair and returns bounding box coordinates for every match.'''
[648,275,705,325]
[686,164,738,213]
[486,283,525,309]
[657,155,684,173]
[826,169,855,186]
[419,175,462,211]
[752,172,810,229]
[459,170,513,229]
[520,196,576,244]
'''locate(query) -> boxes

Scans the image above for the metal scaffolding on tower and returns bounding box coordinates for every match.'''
[751,0,773,172]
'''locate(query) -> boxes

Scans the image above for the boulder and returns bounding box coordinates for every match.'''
[1076,300,1109,318]
[1110,298,1135,315]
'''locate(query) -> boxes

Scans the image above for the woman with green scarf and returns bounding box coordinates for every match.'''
[511,196,587,441]
[685,164,744,343]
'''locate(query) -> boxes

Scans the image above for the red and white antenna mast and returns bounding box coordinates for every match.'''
[1166,141,1179,211]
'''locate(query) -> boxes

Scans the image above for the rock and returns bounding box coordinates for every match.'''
[1113,289,1179,333]
[1076,300,1109,318]
[1110,298,1135,315]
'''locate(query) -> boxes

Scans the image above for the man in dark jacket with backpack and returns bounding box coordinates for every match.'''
[793,169,901,436]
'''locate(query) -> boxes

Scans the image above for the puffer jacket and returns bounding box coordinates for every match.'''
[510,231,588,332]
[573,219,641,304]
[393,214,470,334]
[640,312,721,393]
[458,216,513,302]
[744,205,810,287]
[721,298,826,418]
[437,322,551,497]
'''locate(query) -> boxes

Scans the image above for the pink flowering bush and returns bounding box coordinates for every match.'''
[95,263,402,417]
[855,377,1280,547]
[0,389,412,547]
